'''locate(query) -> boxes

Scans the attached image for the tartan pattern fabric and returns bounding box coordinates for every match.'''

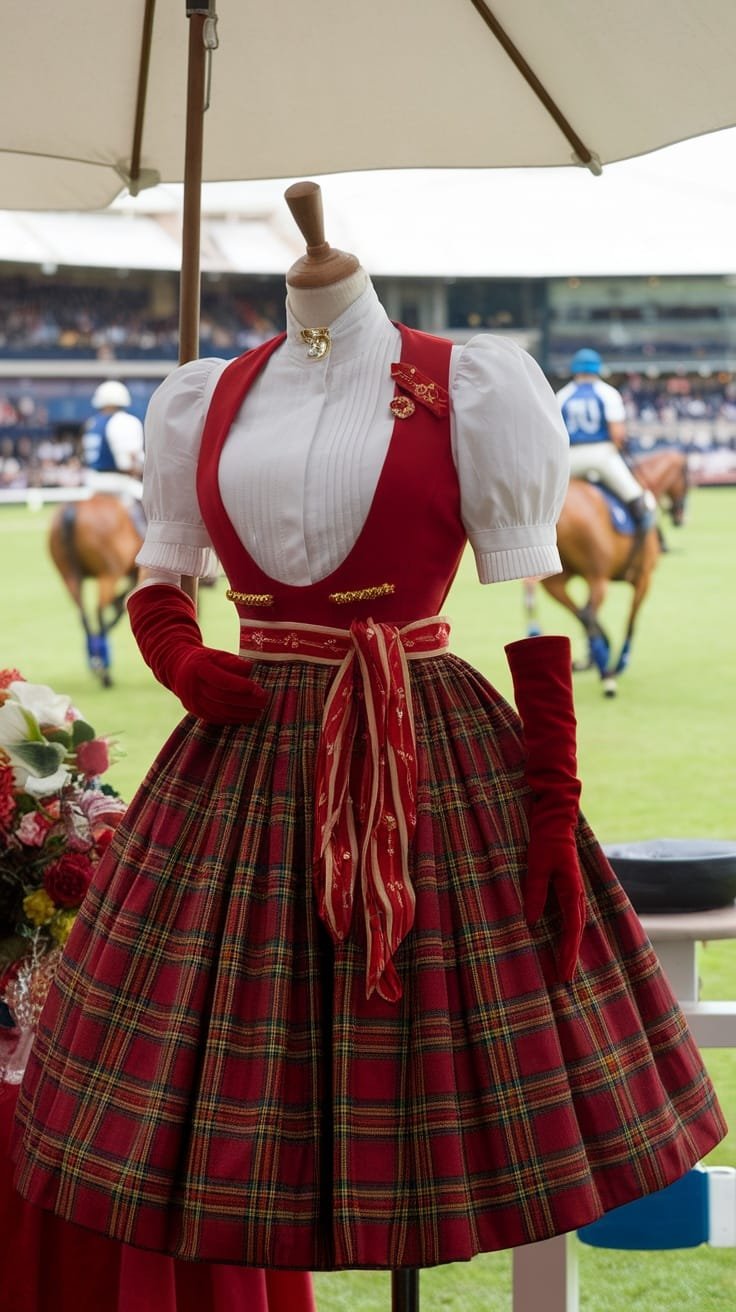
[12,652,726,1270]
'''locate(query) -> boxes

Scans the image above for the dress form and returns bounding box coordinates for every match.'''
[176,184,368,603]
[284,181,368,327]
[285,179,420,1312]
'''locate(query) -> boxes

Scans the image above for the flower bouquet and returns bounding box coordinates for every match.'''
[0,669,126,1082]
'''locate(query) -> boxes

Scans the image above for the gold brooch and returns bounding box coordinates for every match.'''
[225,589,275,607]
[390,395,416,420]
[390,362,449,416]
[329,582,396,605]
[300,327,331,360]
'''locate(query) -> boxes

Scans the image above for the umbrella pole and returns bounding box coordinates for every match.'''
[392,1270,420,1311]
[179,7,208,367]
[178,6,208,604]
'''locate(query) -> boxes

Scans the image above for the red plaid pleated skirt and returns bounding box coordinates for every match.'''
[12,652,726,1269]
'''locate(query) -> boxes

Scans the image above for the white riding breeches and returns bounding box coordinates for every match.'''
[568,442,644,504]
[85,471,144,500]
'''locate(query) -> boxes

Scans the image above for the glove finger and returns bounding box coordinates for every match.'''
[199,675,268,705]
[556,889,587,983]
[202,648,256,674]
[197,684,268,716]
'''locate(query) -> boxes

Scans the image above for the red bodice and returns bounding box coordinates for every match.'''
[196,324,466,626]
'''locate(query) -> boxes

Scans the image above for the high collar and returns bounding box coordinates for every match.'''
[283,279,396,368]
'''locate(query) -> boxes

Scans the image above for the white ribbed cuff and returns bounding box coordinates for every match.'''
[136,540,220,579]
[136,518,219,579]
[474,543,563,585]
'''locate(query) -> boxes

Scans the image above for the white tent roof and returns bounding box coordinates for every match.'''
[1,130,735,279]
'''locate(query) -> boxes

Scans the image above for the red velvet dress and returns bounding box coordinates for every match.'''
[11,326,726,1271]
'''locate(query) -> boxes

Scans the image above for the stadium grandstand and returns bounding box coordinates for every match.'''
[1,171,735,494]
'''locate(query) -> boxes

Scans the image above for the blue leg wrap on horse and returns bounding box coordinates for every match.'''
[86,633,111,669]
[614,638,632,675]
[589,633,610,676]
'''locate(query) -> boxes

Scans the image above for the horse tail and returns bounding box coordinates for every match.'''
[49,503,86,617]
[58,503,84,578]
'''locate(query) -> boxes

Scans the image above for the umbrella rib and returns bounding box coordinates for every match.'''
[129,0,158,189]
[0,148,111,168]
[467,0,602,173]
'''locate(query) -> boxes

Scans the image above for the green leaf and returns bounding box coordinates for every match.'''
[19,707,44,742]
[11,740,66,776]
[71,719,96,746]
[43,727,72,749]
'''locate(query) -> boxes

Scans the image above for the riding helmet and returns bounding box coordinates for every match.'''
[92,380,132,409]
[570,348,602,375]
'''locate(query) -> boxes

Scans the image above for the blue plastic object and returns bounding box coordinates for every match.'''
[578,1169,709,1250]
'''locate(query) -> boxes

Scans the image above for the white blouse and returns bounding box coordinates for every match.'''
[137,281,569,587]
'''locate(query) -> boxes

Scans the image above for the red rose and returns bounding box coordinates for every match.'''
[43,852,95,908]
[94,826,115,853]
[0,668,24,690]
[0,763,16,834]
[75,738,110,779]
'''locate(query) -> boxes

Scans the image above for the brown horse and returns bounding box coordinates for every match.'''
[48,494,143,686]
[630,446,690,533]
[538,449,689,696]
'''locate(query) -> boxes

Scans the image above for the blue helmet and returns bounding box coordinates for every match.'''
[570,348,602,375]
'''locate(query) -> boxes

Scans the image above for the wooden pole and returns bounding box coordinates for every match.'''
[179,8,207,367]
[178,6,210,604]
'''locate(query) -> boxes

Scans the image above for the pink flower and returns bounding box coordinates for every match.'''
[75,738,110,779]
[15,810,54,847]
[77,791,127,829]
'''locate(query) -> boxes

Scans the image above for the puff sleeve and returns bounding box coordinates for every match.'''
[450,335,569,584]
[136,357,228,578]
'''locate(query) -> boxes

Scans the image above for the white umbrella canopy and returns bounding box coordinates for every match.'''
[5,0,736,361]
[5,0,736,212]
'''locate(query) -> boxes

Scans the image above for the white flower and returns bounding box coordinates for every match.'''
[0,684,71,792]
[8,680,73,729]
[0,698,32,746]
[22,765,72,797]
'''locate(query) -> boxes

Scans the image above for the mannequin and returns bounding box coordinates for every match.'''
[285,179,419,1312]
[12,181,725,1309]
[284,179,367,322]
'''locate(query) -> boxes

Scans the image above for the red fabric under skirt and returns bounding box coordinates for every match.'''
[11,654,727,1270]
[1,1079,315,1311]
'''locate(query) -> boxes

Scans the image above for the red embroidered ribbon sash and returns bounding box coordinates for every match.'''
[239,617,451,1002]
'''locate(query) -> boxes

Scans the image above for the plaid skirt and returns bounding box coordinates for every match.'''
[12,654,726,1269]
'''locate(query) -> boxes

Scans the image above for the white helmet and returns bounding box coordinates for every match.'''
[92,380,132,410]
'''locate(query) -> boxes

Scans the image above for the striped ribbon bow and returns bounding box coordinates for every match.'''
[238,616,450,1002]
[313,618,448,1001]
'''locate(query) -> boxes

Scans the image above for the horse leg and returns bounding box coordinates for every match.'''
[92,575,121,688]
[540,573,609,673]
[102,569,139,632]
[611,574,652,677]
[55,562,101,676]
[577,576,614,683]
[522,578,543,637]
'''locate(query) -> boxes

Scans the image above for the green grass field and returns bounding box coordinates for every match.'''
[1,490,734,1309]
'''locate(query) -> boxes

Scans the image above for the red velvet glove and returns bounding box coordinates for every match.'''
[505,635,586,982]
[127,583,268,724]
